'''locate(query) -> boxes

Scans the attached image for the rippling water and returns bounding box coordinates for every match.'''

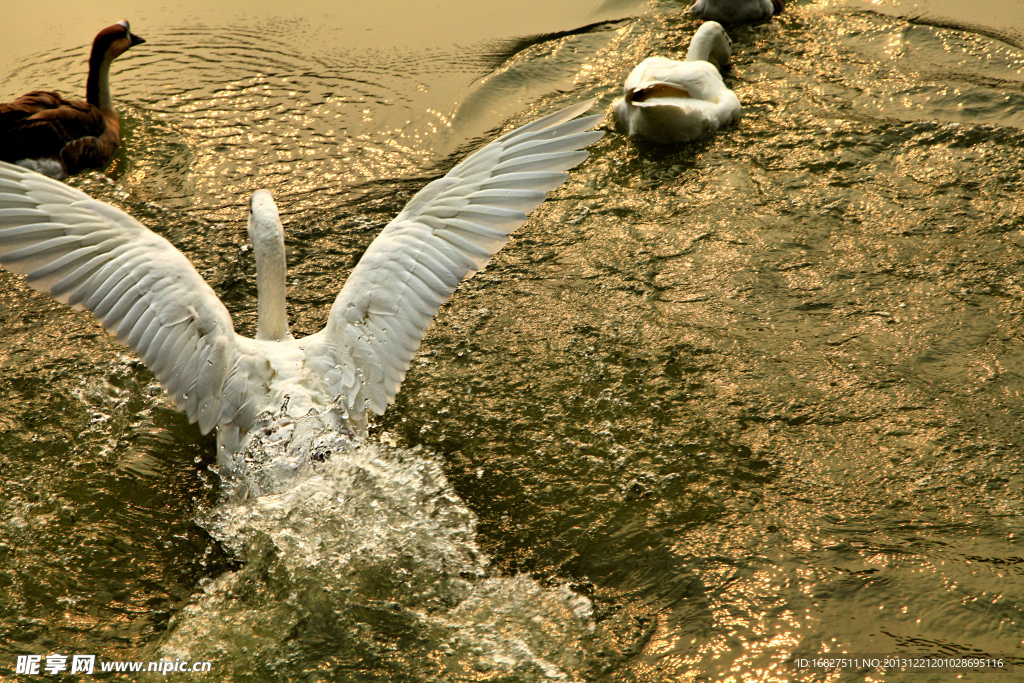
[2,0,1023,680]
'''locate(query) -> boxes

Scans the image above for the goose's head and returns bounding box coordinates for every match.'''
[685,21,732,71]
[93,20,146,62]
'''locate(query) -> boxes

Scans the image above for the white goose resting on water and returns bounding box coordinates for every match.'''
[0,21,145,178]
[613,21,740,144]
[0,100,602,473]
[688,0,783,23]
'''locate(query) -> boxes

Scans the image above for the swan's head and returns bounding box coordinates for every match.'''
[248,190,284,246]
[626,82,692,105]
[686,21,732,71]
[94,20,146,61]
[621,57,696,105]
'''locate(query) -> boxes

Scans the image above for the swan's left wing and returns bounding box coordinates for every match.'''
[0,161,238,434]
[301,100,603,417]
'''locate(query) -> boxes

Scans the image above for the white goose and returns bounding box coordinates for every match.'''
[612,22,740,144]
[688,0,783,23]
[0,100,602,472]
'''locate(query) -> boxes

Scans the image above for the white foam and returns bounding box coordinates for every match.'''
[155,412,597,680]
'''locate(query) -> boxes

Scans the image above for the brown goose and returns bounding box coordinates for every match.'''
[0,21,145,178]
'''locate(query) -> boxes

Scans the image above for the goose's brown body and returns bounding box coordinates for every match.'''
[0,92,115,175]
[0,21,144,178]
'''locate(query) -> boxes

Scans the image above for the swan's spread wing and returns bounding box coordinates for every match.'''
[0,161,237,433]
[303,100,603,416]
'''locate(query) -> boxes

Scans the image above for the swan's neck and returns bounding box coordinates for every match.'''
[86,49,115,115]
[252,228,291,341]
[686,32,730,71]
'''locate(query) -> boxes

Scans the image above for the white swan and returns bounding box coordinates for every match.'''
[612,21,740,144]
[0,100,602,472]
[688,0,783,23]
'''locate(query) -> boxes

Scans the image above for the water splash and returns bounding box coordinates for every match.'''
[155,412,597,681]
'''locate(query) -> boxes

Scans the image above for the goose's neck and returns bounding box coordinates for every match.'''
[86,50,115,115]
[253,232,291,342]
[686,33,730,70]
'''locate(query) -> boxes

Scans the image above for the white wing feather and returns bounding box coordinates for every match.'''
[301,99,603,417]
[0,161,237,434]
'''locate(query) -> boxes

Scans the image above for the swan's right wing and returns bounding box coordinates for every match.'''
[302,100,603,417]
[0,161,238,434]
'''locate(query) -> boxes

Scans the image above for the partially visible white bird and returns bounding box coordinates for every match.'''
[0,100,602,471]
[613,22,740,144]
[688,0,783,23]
